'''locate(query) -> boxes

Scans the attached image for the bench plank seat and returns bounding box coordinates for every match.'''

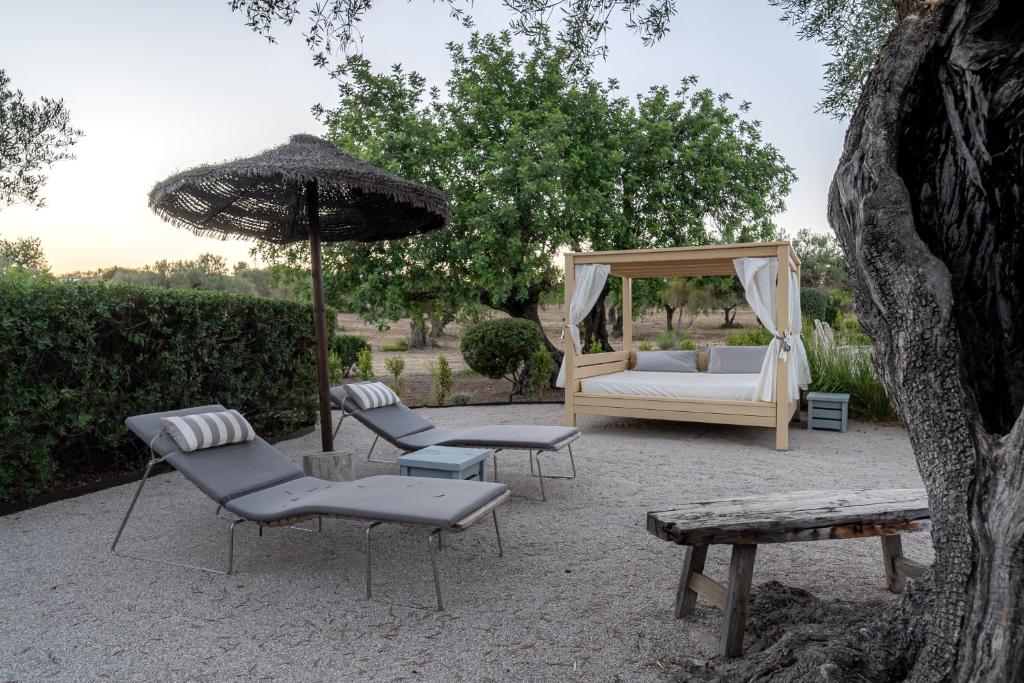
[647,488,931,658]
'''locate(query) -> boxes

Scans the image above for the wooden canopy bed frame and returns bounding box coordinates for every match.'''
[563,241,801,450]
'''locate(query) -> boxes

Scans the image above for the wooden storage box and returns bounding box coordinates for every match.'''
[806,392,849,432]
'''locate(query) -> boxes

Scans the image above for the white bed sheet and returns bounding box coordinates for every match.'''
[579,370,762,402]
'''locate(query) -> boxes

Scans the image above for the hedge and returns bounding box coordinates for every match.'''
[460,318,543,396]
[0,275,324,503]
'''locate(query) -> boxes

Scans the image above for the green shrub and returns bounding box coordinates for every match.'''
[656,329,679,350]
[586,339,603,354]
[452,393,472,406]
[834,313,872,346]
[801,287,840,325]
[460,318,543,396]
[636,340,653,352]
[526,345,556,400]
[677,331,697,351]
[428,354,454,405]
[806,340,892,420]
[381,339,409,352]
[384,355,406,396]
[331,335,370,378]
[0,277,321,503]
[355,347,374,381]
[726,327,774,346]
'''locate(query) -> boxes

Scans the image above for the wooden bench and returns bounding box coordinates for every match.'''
[647,489,930,658]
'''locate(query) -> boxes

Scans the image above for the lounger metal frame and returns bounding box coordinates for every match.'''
[333,407,579,501]
[110,448,509,610]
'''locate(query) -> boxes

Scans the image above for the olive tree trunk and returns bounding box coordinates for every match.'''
[696,1,1024,680]
[831,0,1024,678]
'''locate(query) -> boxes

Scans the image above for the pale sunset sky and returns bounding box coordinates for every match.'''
[0,1,847,275]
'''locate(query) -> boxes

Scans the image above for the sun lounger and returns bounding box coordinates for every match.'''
[330,387,580,501]
[112,405,510,610]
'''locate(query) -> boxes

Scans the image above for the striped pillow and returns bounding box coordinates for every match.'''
[160,409,257,453]
[344,382,400,410]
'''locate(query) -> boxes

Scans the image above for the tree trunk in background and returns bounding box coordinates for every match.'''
[664,305,676,331]
[408,320,429,349]
[429,315,445,343]
[708,2,1024,680]
[581,282,614,352]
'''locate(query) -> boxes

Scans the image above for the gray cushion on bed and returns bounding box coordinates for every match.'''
[224,475,508,527]
[633,350,698,373]
[394,425,580,451]
[707,345,769,374]
[125,406,303,505]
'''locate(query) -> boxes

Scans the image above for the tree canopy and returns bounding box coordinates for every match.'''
[791,227,848,289]
[0,69,81,209]
[259,32,794,352]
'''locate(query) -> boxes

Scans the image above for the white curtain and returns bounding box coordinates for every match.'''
[555,263,611,388]
[733,257,811,402]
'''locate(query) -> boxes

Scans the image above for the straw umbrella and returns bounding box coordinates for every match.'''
[149,134,449,451]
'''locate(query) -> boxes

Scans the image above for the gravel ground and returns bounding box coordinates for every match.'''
[0,406,929,682]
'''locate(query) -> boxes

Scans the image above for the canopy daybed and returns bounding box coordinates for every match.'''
[559,241,810,450]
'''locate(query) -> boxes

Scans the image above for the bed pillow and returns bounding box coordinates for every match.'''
[633,350,699,373]
[160,409,256,453]
[707,346,769,374]
[345,381,401,410]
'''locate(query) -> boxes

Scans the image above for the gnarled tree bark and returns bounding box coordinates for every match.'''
[687,1,1024,679]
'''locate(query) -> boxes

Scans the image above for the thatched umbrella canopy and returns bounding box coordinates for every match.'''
[150,133,449,451]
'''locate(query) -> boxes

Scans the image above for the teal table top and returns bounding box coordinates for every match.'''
[397,445,493,471]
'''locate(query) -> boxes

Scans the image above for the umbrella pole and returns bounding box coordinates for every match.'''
[306,180,335,452]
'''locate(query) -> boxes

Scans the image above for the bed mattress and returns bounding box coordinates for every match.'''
[579,370,762,402]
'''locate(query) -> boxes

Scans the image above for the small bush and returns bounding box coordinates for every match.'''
[586,339,603,354]
[726,327,775,346]
[461,318,543,396]
[806,340,892,420]
[452,393,472,406]
[636,340,653,352]
[677,331,697,350]
[526,345,556,400]
[384,355,406,396]
[355,347,374,381]
[331,335,370,378]
[428,354,454,405]
[656,329,679,350]
[381,339,409,352]
[801,287,840,325]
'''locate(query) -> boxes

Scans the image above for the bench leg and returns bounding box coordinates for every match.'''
[881,534,906,593]
[674,544,709,618]
[720,544,757,658]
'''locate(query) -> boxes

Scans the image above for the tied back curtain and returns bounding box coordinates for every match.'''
[733,257,811,402]
[555,263,611,388]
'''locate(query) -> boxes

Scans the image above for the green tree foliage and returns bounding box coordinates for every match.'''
[791,227,848,290]
[272,33,793,356]
[0,276,321,502]
[0,234,48,273]
[96,254,295,298]
[355,346,374,381]
[460,318,543,398]
[769,0,896,118]
[0,70,82,208]
[800,286,840,325]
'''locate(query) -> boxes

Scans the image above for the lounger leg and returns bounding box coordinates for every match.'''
[493,510,504,557]
[332,413,346,440]
[528,450,536,476]
[365,522,381,599]
[535,456,547,502]
[365,435,394,464]
[428,530,444,611]
[492,453,499,482]
[110,459,157,554]
[318,517,323,533]
[226,519,244,575]
[531,445,578,481]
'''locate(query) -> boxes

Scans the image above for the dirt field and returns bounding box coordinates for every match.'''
[336,304,760,406]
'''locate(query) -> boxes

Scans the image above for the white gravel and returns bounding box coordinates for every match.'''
[0,406,929,681]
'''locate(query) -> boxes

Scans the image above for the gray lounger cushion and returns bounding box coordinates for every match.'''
[331,387,434,444]
[126,405,303,505]
[224,475,508,527]
[394,425,579,451]
[633,350,698,373]
[707,345,769,374]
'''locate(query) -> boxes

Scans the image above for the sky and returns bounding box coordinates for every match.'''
[0,1,847,275]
